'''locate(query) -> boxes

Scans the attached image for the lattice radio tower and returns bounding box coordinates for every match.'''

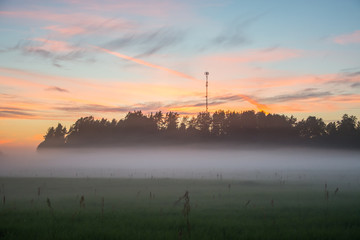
[205,71,209,112]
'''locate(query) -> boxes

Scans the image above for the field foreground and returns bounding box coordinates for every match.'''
[0,177,359,240]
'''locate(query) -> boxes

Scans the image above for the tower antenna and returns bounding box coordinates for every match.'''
[205,72,209,112]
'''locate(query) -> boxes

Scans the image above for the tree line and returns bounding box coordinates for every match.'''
[37,110,360,149]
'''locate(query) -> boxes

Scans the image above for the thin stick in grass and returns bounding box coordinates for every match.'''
[80,195,85,209]
[46,197,52,209]
[2,184,5,206]
[174,191,191,238]
[326,190,329,201]
[101,197,104,218]
[46,197,54,217]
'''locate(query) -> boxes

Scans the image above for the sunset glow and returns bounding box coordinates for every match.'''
[1,0,360,150]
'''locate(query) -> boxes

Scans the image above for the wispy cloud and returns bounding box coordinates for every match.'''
[56,104,128,113]
[351,82,360,88]
[210,94,268,112]
[325,70,360,88]
[95,46,199,81]
[261,88,333,103]
[55,101,170,114]
[0,10,135,37]
[162,93,269,112]
[5,39,89,67]
[347,71,360,77]
[0,110,34,118]
[333,30,360,44]
[43,25,87,37]
[45,86,69,93]
[52,91,269,115]
[327,94,360,103]
[30,38,79,53]
[201,47,302,70]
[59,0,188,18]
[212,13,265,48]
[103,28,185,58]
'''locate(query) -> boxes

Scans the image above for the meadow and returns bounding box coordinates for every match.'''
[0,176,359,240]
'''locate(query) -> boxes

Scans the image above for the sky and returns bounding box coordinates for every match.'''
[0,0,360,150]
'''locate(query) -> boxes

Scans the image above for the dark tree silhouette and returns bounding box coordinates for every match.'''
[326,122,337,137]
[38,123,66,148]
[212,110,226,136]
[337,114,357,137]
[37,110,360,150]
[296,116,326,139]
[165,111,179,132]
[196,112,212,135]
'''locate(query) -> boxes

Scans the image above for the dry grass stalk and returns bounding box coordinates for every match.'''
[80,195,85,209]
[325,190,329,201]
[174,191,191,238]
[46,198,52,209]
[324,183,329,200]
[101,197,104,217]
[178,228,183,240]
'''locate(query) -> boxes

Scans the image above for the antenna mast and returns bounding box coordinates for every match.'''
[205,72,209,112]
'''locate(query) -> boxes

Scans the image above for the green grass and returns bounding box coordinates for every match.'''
[0,177,359,239]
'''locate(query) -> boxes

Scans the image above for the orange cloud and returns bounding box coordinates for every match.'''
[325,94,360,103]
[0,67,104,93]
[0,75,47,89]
[0,139,14,145]
[96,46,199,81]
[237,94,269,113]
[334,30,360,44]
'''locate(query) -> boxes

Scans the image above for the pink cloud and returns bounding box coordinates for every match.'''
[333,30,360,44]
[29,38,79,53]
[326,94,360,103]
[43,25,87,37]
[0,10,135,36]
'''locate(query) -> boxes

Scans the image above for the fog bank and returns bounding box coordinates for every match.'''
[0,146,359,184]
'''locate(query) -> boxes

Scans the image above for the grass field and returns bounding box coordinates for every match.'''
[0,177,359,239]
